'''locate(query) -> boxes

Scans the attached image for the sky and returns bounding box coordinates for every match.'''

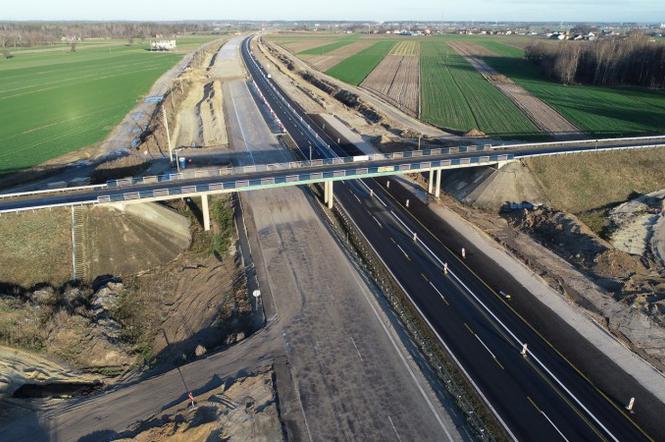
[3,0,664,23]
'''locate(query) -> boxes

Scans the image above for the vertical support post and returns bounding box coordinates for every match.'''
[201,194,210,231]
[162,108,173,163]
[323,181,329,204]
[435,168,442,199]
[428,169,434,194]
[327,181,334,209]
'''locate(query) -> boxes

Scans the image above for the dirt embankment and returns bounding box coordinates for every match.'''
[128,39,228,159]
[260,38,440,140]
[502,206,665,367]
[0,196,254,396]
[115,368,283,442]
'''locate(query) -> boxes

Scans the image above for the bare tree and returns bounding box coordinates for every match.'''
[70,42,77,52]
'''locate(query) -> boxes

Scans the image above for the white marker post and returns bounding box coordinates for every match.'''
[521,343,528,357]
[413,233,417,242]
[188,391,196,408]
[386,180,390,189]
[461,247,466,259]
[443,263,448,275]
[626,397,635,413]
[405,199,410,208]
[370,189,374,198]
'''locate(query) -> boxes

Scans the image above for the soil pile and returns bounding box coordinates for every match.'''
[0,345,101,398]
[115,368,283,442]
[504,206,665,367]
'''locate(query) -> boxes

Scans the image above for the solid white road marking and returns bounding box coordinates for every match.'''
[396,244,410,260]
[372,215,383,228]
[383,197,620,442]
[428,281,449,305]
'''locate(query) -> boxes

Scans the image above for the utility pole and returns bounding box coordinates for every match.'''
[162,107,173,163]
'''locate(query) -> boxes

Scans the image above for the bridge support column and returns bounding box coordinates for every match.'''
[428,169,434,194]
[323,181,329,205]
[327,181,334,209]
[435,168,442,199]
[201,193,211,231]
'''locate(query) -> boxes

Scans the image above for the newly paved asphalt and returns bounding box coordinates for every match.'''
[240,36,656,441]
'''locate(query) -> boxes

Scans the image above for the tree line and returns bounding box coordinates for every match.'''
[525,36,665,89]
[0,22,218,48]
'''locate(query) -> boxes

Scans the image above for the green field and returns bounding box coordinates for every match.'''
[475,41,665,136]
[298,35,359,55]
[420,41,539,136]
[0,36,218,173]
[325,40,397,86]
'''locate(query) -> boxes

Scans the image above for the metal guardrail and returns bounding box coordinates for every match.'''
[494,134,665,151]
[89,154,514,206]
[2,136,665,204]
[105,146,490,189]
[0,183,107,200]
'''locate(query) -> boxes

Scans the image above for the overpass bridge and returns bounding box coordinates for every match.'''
[2,134,665,229]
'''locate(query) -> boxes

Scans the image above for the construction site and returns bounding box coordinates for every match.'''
[2,16,665,442]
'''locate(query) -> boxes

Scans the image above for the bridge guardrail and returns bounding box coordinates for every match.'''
[88,154,513,207]
[104,146,500,190]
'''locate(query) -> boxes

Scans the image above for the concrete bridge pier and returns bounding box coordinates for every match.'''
[428,169,434,194]
[435,168,442,199]
[201,193,211,231]
[324,180,334,209]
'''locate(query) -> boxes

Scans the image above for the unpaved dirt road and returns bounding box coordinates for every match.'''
[449,41,581,138]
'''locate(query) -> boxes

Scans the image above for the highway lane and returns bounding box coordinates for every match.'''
[341,178,651,441]
[241,35,654,441]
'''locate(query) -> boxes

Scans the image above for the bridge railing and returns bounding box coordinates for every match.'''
[96,153,514,205]
[106,145,491,189]
[494,134,665,151]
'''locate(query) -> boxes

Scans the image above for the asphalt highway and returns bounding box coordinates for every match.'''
[241,36,655,441]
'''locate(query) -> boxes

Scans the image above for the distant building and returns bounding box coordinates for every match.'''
[150,40,176,51]
[661,23,665,29]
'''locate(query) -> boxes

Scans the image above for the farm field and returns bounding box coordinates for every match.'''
[325,40,396,86]
[303,40,376,71]
[475,41,665,136]
[298,35,360,55]
[361,41,420,116]
[419,40,539,136]
[0,36,219,173]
